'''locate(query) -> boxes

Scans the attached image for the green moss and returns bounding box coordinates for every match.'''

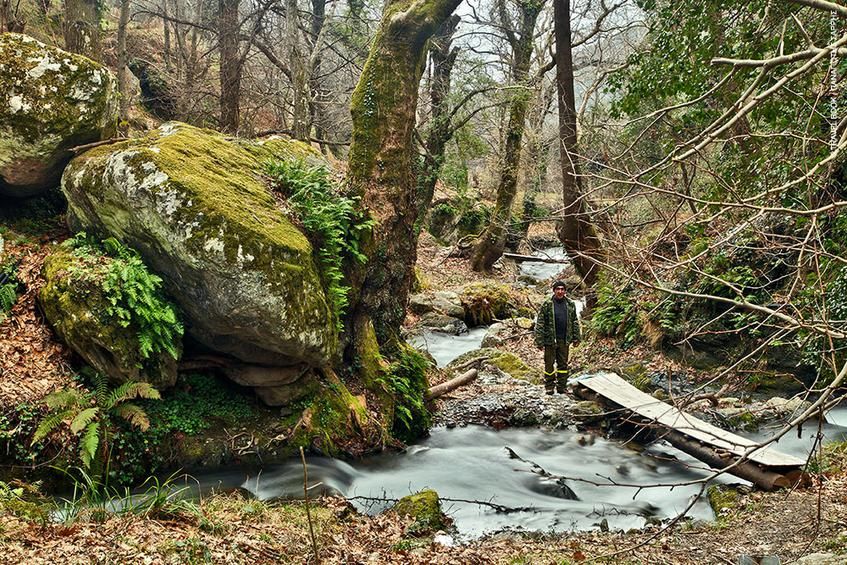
[0,33,118,193]
[706,485,740,524]
[285,371,370,456]
[391,489,448,535]
[488,350,541,383]
[620,363,651,392]
[63,122,339,364]
[39,244,181,387]
[460,281,515,326]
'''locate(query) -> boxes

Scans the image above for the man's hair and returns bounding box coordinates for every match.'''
[552,280,566,290]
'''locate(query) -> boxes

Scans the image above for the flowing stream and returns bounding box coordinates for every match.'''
[519,247,570,282]
[173,412,847,539]
[409,327,488,367]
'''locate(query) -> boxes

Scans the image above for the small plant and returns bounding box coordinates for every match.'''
[0,260,19,320]
[265,159,374,328]
[65,233,183,360]
[32,373,160,470]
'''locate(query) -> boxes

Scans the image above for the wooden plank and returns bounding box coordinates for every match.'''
[576,372,805,469]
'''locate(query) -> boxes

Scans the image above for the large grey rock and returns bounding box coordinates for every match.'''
[409,290,465,319]
[62,122,338,376]
[0,33,118,198]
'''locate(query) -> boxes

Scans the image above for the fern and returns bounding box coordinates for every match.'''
[70,407,99,434]
[113,403,150,431]
[32,409,74,444]
[265,159,374,329]
[33,375,160,471]
[79,422,100,469]
[106,381,160,409]
[66,234,184,361]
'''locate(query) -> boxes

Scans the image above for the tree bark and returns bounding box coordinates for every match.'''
[416,14,460,220]
[471,0,543,272]
[117,0,131,131]
[346,0,462,353]
[64,0,101,58]
[553,0,602,290]
[218,0,241,133]
[426,369,478,399]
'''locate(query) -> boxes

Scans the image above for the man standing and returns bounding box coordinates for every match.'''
[534,280,580,395]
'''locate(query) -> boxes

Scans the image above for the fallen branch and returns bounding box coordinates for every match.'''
[426,369,478,399]
[69,137,128,154]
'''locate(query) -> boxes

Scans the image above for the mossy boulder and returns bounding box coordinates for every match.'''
[460,281,519,326]
[0,33,118,198]
[391,489,449,535]
[447,347,541,383]
[61,122,338,377]
[39,245,179,388]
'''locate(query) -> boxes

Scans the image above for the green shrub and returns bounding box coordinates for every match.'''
[591,282,640,346]
[265,160,373,328]
[65,233,183,361]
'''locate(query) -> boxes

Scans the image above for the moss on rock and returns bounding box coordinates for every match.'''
[447,347,541,383]
[460,281,517,326]
[62,122,338,370]
[391,489,448,535]
[39,244,180,388]
[0,33,118,197]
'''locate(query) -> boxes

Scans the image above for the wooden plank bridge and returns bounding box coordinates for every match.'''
[571,372,807,490]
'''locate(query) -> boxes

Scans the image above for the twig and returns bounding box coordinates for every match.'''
[69,137,128,154]
[300,447,320,564]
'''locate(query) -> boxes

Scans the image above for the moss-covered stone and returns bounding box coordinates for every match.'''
[447,347,541,383]
[391,489,448,535]
[38,245,179,388]
[62,122,338,372]
[460,281,518,326]
[0,33,118,197]
[706,484,740,523]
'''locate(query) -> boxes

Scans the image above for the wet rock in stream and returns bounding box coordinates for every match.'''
[433,367,575,429]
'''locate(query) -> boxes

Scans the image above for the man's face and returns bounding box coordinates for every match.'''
[553,286,566,299]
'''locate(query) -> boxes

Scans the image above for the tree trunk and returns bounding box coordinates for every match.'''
[64,0,101,58]
[1,0,25,32]
[346,0,462,354]
[117,0,131,131]
[511,82,555,248]
[471,0,543,271]
[416,14,460,221]
[553,0,602,289]
[218,0,241,133]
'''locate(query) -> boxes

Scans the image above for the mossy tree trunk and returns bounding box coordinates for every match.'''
[64,0,101,59]
[346,0,462,355]
[416,14,460,220]
[471,0,544,272]
[553,0,602,293]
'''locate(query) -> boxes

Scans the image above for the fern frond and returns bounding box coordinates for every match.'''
[93,373,109,407]
[70,407,99,434]
[31,409,73,444]
[43,389,84,410]
[106,381,161,408]
[113,403,150,431]
[79,423,100,469]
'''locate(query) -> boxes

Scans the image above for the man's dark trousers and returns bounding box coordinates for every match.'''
[544,340,569,393]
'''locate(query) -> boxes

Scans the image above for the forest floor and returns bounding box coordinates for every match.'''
[1,224,847,563]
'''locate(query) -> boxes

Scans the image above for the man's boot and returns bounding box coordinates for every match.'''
[556,370,569,394]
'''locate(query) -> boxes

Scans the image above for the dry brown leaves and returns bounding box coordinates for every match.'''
[0,239,74,408]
